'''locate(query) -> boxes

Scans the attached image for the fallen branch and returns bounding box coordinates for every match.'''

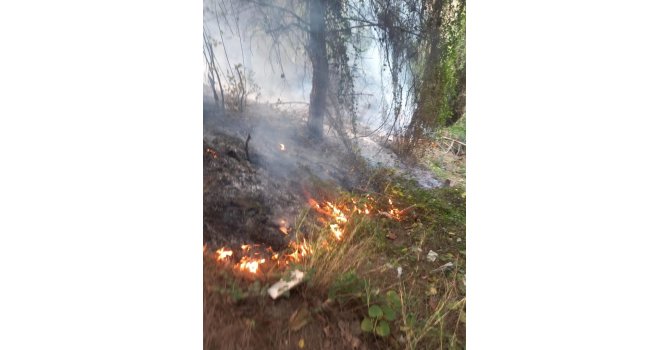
[442,136,466,147]
[273,101,309,105]
[444,139,455,155]
[398,204,417,215]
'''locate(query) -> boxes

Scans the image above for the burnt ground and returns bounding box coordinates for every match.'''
[203,99,364,253]
[203,98,466,350]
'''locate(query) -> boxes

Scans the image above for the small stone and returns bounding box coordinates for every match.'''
[427,250,438,262]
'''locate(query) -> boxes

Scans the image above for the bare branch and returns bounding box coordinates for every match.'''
[247,0,308,27]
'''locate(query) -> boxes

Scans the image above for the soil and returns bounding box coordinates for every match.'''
[203,98,462,350]
[203,99,365,254]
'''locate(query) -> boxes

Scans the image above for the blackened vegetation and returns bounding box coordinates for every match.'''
[204,136,291,251]
[203,102,367,252]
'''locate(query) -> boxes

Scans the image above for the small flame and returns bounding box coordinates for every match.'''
[286,239,313,263]
[325,202,348,223]
[216,248,233,261]
[279,219,289,235]
[308,198,321,210]
[237,256,265,274]
[206,148,218,158]
[279,143,285,151]
[330,224,343,240]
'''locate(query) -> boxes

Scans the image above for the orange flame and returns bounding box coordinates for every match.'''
[237,256,266,274]
[286,239,313,263]
[330,224,343,240]
[206,148,218,158]
[325,202,348,223]
[216,248,233,261]
[279,219,289,235]
[210,195,394,279]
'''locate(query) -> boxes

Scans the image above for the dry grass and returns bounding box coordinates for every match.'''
[204,176,466,349]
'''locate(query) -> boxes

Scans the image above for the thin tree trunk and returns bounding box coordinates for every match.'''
[307,0,329,139]
[410,0,445,132]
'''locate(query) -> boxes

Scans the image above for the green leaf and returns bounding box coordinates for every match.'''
[360,317,374,332]
[381,305,397,321]
[368,305,383,318]
[375,320,390,337]
[407,313,416,328]
[386,290,401,310]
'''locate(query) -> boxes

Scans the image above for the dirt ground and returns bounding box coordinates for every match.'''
[203,100,364,251]
[203,99,465,350]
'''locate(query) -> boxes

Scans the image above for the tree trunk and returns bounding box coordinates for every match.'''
[407,0,445,137]
[307,0,329,139]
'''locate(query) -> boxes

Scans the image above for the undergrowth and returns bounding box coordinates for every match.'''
[204,169,466,349]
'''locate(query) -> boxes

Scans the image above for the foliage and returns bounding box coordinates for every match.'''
[224,63,260,112]
[438,6,466,127]
[360,290,402,337]
[327,271,403,338]
[212,276,268,303]
[446,116,466,142]
[328,270,366,301]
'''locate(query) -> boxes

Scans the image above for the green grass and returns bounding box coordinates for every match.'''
[446,116,466,142]
[204,169,466,349]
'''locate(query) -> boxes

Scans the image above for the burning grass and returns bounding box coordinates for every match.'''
[204,172,466,349]
[204,98,465,348]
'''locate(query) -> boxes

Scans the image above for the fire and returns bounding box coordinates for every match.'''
[279,219,289,235]
[286,239,313,263]
[330,224,343,240]
[209,195,407,279]
[216,248,233,261]
[279,143,285,151]
[325,202,348,223]
[237,256,266,274]
[206,148,218,158]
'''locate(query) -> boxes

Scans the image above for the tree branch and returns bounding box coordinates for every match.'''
[247,0,308,27]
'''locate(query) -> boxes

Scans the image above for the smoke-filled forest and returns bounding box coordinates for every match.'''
[203,0,466,348]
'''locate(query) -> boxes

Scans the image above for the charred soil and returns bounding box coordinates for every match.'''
[204,100,466,350]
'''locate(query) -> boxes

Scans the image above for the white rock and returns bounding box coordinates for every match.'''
[268,270,305,299]
[427,250,438,262]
